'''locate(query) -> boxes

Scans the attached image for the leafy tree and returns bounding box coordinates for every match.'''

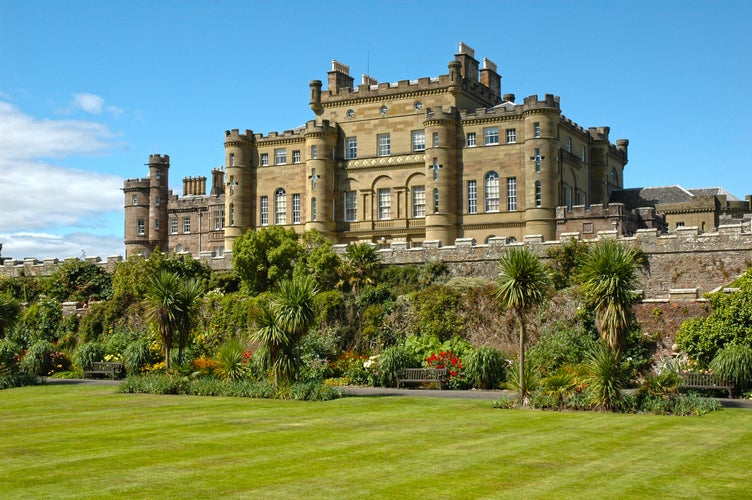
[709,343,752,394]
[0,292,21,338]
[676,270,752,365]
[253,276,318,386]
[545,238,590,289]
[233,226,304,295]
[412,285,464,342]
[19,295,62,344]
[45,258,112,303]
[495,247,551,405]
[577,239,645,352]
[293,230,341,292]
[338,242,380,294]
[144,270,204,369]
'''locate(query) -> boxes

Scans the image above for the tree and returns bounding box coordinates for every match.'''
[338,242,381,295]
[253,275,319,386]
[144,270,204,369]
[0,292,21,338]
[293,230,341,291]
[577,239,645,352]
[233,226,304,295]
[495,247,551,406]
[46,258,113,303]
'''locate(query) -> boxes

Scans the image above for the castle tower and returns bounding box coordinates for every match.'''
[304,119,338,240]
[223,129,255,252]
[588,127,611,205]
[523,95,560,241]
[147,154,170,253]
[424,107,459,244]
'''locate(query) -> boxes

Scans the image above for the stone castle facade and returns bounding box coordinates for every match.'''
[123,42,629,259]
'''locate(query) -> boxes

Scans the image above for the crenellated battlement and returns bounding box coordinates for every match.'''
[123,178,150,190]
[0,255,123,278]
[224,129,255,146]
[148,153,170,165]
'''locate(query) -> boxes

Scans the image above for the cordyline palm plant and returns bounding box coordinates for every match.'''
[577,238,645,353]
[338,242,380,295]
[145,270,204,370]
[253,275,319,387]
[495,247,551,406]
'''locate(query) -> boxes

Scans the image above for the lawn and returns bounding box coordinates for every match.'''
[1,384,750,499]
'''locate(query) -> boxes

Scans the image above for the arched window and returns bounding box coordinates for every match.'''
[274,188,286,225]
[485,171,500,212]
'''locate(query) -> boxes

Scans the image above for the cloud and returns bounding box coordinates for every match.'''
[0,100,125,259]
[0,232,124,261]
[72,93,105,114]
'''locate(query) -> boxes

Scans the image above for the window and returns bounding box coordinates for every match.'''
[213,209,225,230]
[229,175,235,196]
[154,219,160,230]
[565,186,573,210]
[580,145,586,162]
[183,216,191,233]
[346,109,354,118]
[311,197,317,221]
[506,128,516,144]
[155,195,160,206]
[260,196,269,226]
[535,181,542,207]
[229,203,235,226]
[261,153,269,166]
[274,188,286,225]
[412,186,425,218]
[432,158,440,180]
[137,218,145,236]
[345,137,357,159]
[484,172,500,212]
[610,168,618,184]
[176,244,183,253]
[293,150,301,164]
[378,188,391,220]
[535,148,541,172]
[466,132,476,147]
[229,153,235,167]
[212,246,224,258]
[274,148,287,165]
[380,105,388,116]
[170,217,178,234]
[534,122,540,138]
[566,137,572,153]
[676,222,685,229]
[377,134,390,156]
[311,145,317,159]
[344,191,357,221]
[155,170,161,179]
[433,188,439,214]
[467,180,477,214]
[433,132,439,148]
[292,194,301,224]
[507,177,517,211]
[412,130,425,151]
[484,127,499,145]
[132,194,137,205]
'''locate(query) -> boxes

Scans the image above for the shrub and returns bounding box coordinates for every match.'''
[584,342,627,411]
[217,338,248,381]
[709,343,752,394]
[19,340,56,376]
[527,322,600,376]
[377,344,419,387]
[123,338,153,374]
[464,346,507,389]
[73,342,105,371]
[119,373,188,395]
[287,380,343,401]
[0,338,22,370]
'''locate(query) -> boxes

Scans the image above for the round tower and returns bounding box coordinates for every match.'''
[523,97,560,241]
[223,129,255,252]
[123,173,151,259]
[423,109,458,245]
[304,119,338,240]
[147,154,170,253]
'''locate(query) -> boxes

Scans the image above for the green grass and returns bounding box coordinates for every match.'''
[1,385,750,499]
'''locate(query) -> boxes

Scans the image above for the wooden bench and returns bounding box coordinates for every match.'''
[397,368,448,389]
[84,362,125,380]
[678,372,733,398]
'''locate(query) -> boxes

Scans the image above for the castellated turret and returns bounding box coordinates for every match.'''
[223,129,255,252]
[123,154,170,258]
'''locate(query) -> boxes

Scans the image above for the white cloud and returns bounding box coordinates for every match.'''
[0,100,125,260]
[72,93,105,114]
[0,232,124,261]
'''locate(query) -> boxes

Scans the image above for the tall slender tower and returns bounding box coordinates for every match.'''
[223,129,255,253]
[304,119,338,240]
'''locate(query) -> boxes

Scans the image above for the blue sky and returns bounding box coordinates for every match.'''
[1,0,750,260]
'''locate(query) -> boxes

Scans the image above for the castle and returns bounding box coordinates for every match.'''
[123,42,630,259]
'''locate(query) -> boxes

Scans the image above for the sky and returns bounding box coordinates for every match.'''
[0,0,750,260]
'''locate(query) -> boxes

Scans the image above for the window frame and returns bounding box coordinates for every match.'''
[411,130,426,152]
[345,137,358,160]
[506,128,516,144]
[292,193,301,224]
[377,133,391,157]
[466,132,476,147]
[274,188,287,225]
[467,180,477,214]
[484,172,500,212]
[507,177,517,211]
[412,185,426,218]
[260,196,269,226]
[344,190,357,222]
[483,127,499,146]
[378,188,391,220]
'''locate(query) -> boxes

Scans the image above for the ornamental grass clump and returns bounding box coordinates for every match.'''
[710,343,752,395]
[464,346,507,390]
